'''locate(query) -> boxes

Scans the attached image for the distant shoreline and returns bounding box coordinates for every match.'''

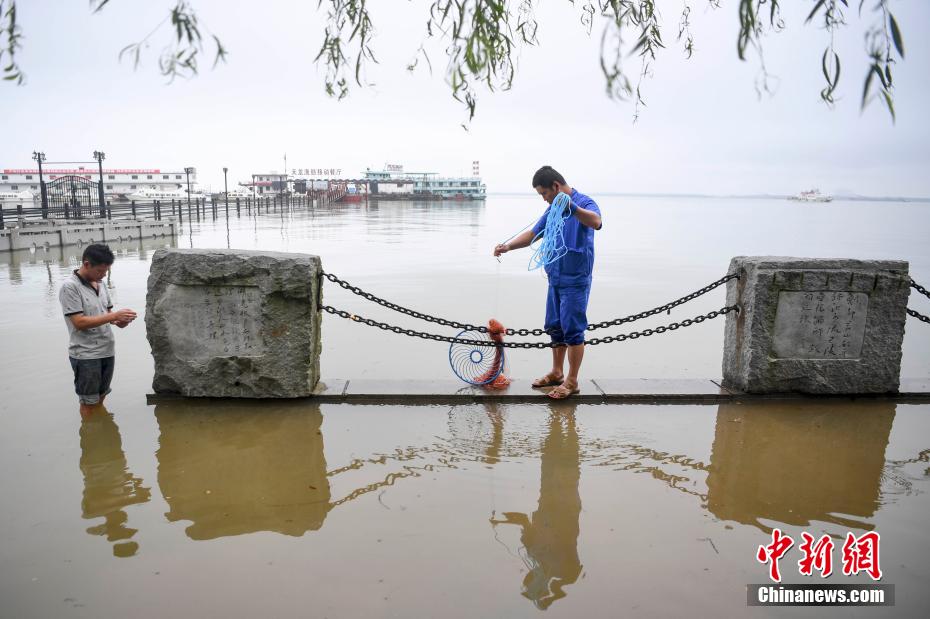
[488,191,930,203]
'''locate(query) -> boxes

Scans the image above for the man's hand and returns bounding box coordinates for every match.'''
[111,308,137,326]
[492,229,536,258]
[70,307,137,331]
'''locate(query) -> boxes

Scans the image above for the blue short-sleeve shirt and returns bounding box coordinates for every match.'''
[531,188,601,287]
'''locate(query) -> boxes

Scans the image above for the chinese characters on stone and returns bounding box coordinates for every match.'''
[190,286,262,356]
[797,291,866,358]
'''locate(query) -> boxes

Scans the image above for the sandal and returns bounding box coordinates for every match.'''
[532,373,564,388]
[546,384,580,400]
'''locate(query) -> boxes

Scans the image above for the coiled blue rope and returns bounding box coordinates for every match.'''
[528,192,573,271]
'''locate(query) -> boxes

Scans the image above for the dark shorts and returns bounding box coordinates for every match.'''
[545,284,592,346]
[69,356,115,405]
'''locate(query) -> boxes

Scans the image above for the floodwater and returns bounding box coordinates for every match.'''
[1,195,929,617]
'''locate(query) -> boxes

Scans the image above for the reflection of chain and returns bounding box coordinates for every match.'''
[321,271,739,336]
[320,304,739,348]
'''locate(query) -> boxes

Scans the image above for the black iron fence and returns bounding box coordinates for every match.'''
[0,194,324,229]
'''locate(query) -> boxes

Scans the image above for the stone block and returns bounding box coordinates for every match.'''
[722,256,909,394]
[146,249,322,397]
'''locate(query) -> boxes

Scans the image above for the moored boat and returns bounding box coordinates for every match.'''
[788,189,833,203]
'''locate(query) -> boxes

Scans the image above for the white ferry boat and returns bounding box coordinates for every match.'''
[127,186,205,202]
[788,189,833,203]
[221,187,253,199]
[0,189,37,203]
[363,163,486,200]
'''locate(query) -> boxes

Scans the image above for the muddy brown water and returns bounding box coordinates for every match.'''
[1,196,928,617]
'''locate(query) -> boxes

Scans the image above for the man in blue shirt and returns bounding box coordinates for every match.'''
[493,166,602,399]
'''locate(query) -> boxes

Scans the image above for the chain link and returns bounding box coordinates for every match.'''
[909,279,930,324]
[585,272,739,332]
[320,303,739,348]
[912,278,930,301]
[320,270,739,337]
[908,308,930,324]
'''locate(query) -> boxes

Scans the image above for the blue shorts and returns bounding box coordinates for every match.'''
[544,284,591,346]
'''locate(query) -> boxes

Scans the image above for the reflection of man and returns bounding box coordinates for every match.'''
[491,408,583,610]
[59,244,137,419]
[80,409,150,558]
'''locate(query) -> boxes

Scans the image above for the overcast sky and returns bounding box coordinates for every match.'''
[3,0,929,196]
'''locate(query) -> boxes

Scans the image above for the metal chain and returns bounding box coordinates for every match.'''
[586,272,739,332]
[912,278,930,301]
[320,303,739,348]
[320,271,739,337]
[909,279,930,324]
[907,308,930,324]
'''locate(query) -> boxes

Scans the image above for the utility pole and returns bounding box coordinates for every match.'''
[32,151,47,217]
[184,167,194,216]
[92,150,106,218]
[223,167,229,219]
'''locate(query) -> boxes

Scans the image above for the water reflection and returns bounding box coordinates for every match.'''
[489,402,582,611]
[587,402,899,533]
[79,410,151,557]
[146,398,916,610]
[706,401,895,531]
[0,235,177,284]
[154,401,332,539]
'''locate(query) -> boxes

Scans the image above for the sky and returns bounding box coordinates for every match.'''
[3,0,929,196]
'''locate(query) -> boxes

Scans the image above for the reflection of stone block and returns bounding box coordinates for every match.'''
[707,402,894,530]
[723,257,909,394]
[155,401,330,539]
[146,249,322,397]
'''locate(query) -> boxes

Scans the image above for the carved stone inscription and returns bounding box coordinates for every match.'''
[163,284,264,359]
[772,291,869,359]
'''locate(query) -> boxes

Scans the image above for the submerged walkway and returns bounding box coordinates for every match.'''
[147,378,930,405]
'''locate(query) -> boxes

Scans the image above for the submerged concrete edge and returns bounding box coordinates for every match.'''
[146,377,930,406]
[144,393,930,405]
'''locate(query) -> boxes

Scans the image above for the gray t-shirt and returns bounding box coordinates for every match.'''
[59,271,115,359]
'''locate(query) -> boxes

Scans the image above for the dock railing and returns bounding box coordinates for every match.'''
[0,195,328,229]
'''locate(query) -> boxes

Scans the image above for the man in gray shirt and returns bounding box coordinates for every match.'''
[59,244,137,418]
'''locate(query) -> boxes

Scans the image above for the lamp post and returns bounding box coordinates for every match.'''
[184,166,194,218]
[92,150,106,218]
[32,151,47,217]
[223,167,229,219]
